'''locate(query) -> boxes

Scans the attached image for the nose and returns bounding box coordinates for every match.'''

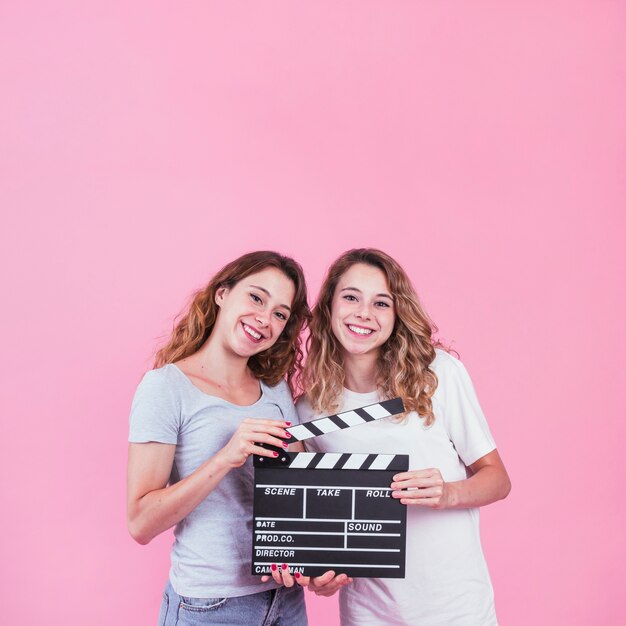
[355,303,372,320]
[255,313,270,327]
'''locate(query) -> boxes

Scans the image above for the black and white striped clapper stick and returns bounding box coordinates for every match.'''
[286,397,405,442]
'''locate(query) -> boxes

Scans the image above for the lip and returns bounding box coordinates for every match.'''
[241,322,266,343]
[345,323,375,338]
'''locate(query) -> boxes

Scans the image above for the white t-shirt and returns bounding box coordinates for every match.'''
[296,350,498,626]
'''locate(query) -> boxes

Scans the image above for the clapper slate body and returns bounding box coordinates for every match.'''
[252,398,408,578]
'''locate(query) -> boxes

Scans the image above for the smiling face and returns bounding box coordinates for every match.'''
[214,267,295,359]
[330,263,396,358]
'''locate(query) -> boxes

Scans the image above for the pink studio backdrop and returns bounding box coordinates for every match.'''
[1,2,624,625]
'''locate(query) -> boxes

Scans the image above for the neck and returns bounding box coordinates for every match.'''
[342,351,379,393]
[193,334,252,387]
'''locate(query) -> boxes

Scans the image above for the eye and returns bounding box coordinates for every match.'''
[375,301,391,308]
[343,294,358,302]
[274,311,288,321]
[250,293,263,304]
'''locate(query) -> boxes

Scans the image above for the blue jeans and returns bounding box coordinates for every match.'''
[158,580,308,626]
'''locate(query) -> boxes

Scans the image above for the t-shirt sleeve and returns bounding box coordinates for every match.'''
[128,369,181,444]
[437,354,496,466]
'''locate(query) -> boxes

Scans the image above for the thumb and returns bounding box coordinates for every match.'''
[313,570,336,585]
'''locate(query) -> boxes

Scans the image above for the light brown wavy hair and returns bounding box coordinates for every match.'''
[303,248,444,425]
[154,251,310,395]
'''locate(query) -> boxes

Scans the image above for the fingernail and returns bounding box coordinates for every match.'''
[282,442,288,448]
[281,563,287,570]
[271,563,277,571]
[285,421,292,426]
[273,452,279,457]
[295,572,301,579]
[285,432,292,438]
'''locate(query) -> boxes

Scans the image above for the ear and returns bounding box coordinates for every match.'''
[215,286,229,306]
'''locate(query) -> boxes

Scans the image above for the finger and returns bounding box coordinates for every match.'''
[317,575,346,595]
[246,431,292,449]
[310,572,351,597]
[294,572,309,586]
[399,496,443,507]
[250,444,283,459]
[243,419,293,431]
[392,469,436,482]
[392,486,442,500]
[315,579,348,597]
[269,563,284,584]
[390,477,439,490]
[248,426,293,443]
[280,563,295,588]
[312,570,336,586]
[330,573,351,589]
[391,469,443,489]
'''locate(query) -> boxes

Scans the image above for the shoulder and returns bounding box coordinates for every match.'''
[262,378,294,403]
[133,365,184,403]
[295,395,315,421]
[129,365,183,437]
[430,348,468,377]
[430,348,477,397]
[137,364,180,389]
[141,364,176,383]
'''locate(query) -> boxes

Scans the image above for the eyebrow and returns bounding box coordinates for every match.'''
[249,285,292,311]
[340,287,393,300]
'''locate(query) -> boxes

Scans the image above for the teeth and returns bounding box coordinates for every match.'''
[348,325,373,335]
[244,324,262,339]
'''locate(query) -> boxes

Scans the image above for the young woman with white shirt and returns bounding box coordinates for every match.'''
[273,248,511,625]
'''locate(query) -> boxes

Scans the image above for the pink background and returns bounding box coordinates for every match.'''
[1,2,625,624]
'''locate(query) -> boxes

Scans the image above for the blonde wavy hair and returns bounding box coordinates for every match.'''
[303,249,444,425]
[154,251,310,395]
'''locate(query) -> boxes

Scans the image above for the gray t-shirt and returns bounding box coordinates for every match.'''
[128,363,299,598]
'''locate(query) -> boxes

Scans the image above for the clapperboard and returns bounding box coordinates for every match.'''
[252,398,408,578]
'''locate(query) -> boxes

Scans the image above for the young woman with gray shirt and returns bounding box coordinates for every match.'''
[127,251,310,626]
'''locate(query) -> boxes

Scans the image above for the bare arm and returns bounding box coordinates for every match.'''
[390,449,511,509]
[127,442,231,544]
[127,418,292,544]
